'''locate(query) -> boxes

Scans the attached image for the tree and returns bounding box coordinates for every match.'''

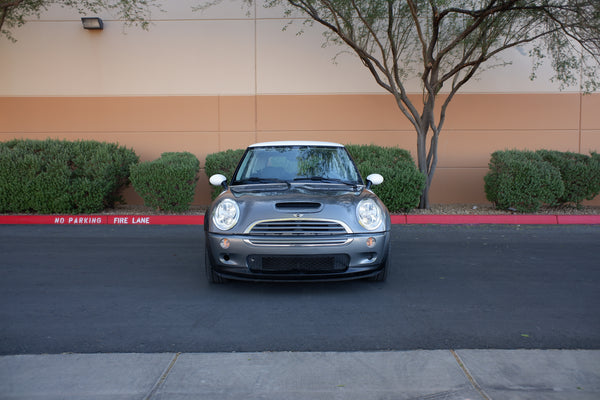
[205,0,600,208]
[1,0,159,41]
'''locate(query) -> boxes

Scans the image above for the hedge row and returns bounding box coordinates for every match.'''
[0,139,138,214]
[0,139,202,214]
[345,144,425,212]
[130,152,200,212]
[484,150,600,212]
[7,139,596,215]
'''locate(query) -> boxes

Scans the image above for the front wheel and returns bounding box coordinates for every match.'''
[368,244,390,282]
[205,246,226,284]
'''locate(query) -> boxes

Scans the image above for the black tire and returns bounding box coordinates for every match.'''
[368,244,390,282]
[205,246,226,284]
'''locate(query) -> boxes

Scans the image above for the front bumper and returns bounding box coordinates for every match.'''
[205,231,390,281]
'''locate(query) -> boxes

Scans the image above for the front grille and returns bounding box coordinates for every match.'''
[248,254,349,273]
[247,219,349,236]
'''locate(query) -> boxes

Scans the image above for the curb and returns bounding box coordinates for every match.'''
[1,214,600,225]
[0,215,204,225]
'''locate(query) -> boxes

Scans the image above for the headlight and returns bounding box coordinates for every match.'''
[356,199,383,231]
[212,199,239,231]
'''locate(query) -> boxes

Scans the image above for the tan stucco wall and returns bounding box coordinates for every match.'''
[0,1,582,97]
[2,93,598,206]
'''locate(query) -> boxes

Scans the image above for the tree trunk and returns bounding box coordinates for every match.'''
[416,131,430,209]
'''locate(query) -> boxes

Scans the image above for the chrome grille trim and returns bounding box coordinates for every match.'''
[244,218,352,236]
[244,237,353,247]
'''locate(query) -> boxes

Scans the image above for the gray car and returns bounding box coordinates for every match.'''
[204,141,391,283]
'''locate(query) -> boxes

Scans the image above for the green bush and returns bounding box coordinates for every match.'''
[484,150,565,212]
[130,152,200,212]
[204,149,245,200]
[536,150,600,206]
[346,144,426,212]
[593,152,600,190]
[0,139,138,214]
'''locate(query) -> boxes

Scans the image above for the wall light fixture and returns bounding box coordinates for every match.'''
[81,17,104,30]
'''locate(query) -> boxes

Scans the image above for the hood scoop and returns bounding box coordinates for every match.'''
[275,202,323,212]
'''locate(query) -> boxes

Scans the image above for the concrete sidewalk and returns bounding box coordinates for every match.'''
[1,350,599,400]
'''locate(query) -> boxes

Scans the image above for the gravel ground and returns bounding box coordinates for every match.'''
[406,203,600,215]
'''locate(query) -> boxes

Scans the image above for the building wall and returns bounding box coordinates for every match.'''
[1,1,598,206]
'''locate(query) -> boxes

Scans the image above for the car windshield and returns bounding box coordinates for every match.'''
[232,146,363,186]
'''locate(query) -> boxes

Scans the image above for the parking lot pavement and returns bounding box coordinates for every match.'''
[1,350,599,400]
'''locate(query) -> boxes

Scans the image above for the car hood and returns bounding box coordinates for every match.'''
[206,183,390,234]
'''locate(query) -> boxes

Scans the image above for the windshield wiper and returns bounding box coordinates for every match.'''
[236,177,290,185]
[293,177,358,187]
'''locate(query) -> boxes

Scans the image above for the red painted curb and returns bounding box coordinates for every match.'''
[556,215,600,225]
[0,215,205,225]
[1,214,599,225]
[0,215,107,225]
[406,214,559,225]
[390,215,407,224]
[107,215,204,225]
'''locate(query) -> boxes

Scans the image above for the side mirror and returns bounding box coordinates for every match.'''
[209,174,228,189]
[366,173,384,189]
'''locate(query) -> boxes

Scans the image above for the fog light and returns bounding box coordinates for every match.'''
[366,237,376,248]
[219,238,231,249]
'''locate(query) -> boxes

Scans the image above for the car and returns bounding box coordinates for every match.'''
[204,141,391,283]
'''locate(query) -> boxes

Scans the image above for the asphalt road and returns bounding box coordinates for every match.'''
[0,224,599,355]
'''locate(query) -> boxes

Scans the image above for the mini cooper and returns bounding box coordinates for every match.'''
[204,141,391,283]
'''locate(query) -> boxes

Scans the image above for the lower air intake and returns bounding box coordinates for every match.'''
[248,254,349,273]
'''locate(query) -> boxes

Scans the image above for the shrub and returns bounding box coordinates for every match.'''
[346,144,426,212]
[0,139,138,214]
[484,150,565,212]
[130,152,200,212]
[204,149,245,199]
[536,150,600,206]
[593,152,600,192]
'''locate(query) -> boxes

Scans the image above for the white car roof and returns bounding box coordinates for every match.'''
[249,141,344,148]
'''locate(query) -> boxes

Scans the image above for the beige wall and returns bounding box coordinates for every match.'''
[1,1,598,206]
[2,93,598,206]
[0,1,576,96]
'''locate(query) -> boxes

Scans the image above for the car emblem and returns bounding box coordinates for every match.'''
[293,213,303,218]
